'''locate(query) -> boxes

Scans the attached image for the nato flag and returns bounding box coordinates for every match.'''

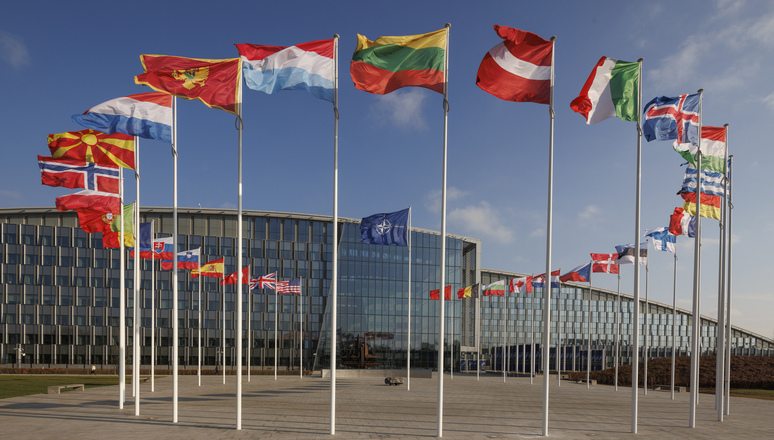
[360,208,409,246]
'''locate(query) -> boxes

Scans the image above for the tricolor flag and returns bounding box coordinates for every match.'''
[161,248,200,270]
[236,39,335,102]
[48,129,135,170]
[55,189,120,213]
[430,285,452,300]
[509,276,532,295]
[476,25,553,104]
[192,258,224,278]
[130,222,155,258]
[276,277,301,294]
[76,209,117,234]
[102,203,135,248]
[680,191,722,220]
[72,92,173,143]
[560,263,591,283]
[134,55,242,115]
[38,155,119,194]
[532,271,560,288]
[457,283,479,299]
[645,227,677,253]
[250,272,276,290]
[669,207,696,237]
[482,280,506,296]
[615,243,647,265]
[570,56,639,124]
[350,28,446,95]
[642,93,700,146]
[590,253,619,274]
[674,125,727,174]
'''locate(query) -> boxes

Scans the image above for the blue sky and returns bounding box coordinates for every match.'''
[2,0,773,338]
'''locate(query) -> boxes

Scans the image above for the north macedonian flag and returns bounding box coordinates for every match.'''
[135,55,242,115]
[47,129,135,170]
[351,28,446,95]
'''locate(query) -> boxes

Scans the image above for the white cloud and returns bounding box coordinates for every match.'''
[578,204,601,226]
[424,186,470,213]
[0,31,29,68]
[368,89,428,130]
[448,201,515,243]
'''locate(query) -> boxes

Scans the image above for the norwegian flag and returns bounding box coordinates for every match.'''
[38,155,119,193]
[276,277,301,294]
[590,253,620,274]
[642,93,700,146]
[250,272,276,290]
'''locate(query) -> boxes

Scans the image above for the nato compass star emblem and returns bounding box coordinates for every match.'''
[375,219,392,236]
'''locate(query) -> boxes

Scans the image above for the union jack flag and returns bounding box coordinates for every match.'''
[276,277,301,294]
[642,93,700,146]
[250,272,276,290]
[590,253,620,274]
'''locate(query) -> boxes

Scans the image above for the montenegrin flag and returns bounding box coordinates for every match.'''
[351,28,446,95]
[72,92,173,143]
[134,55,242,115]
[570,56,639,124]
[48,129,135,170]
[236,39,335,102]
[476,25,553,104]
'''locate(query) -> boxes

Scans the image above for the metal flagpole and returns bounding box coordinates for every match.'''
[716,123,729,421]
[542,35,556,437]
[221,269,225,384]
[644,241,649,396]
[247,269,251,383]
[689,89,704,428]
[437,23,451,438]
[531,274,535,385]
[330,33,339,436]
[407,206,412,390]
[724,153,733,416]
[151,221,156,392]
[671,245,678,400]
[502,296,506,382]
[587,269,592,389]
[615,273,620,392]
[134,137,141,416]
[197,248,201,386]
[300,278,303,378]
[236,83,244,430]
[274,279,278,381]
[557,284,561,387]
[631,58,644,434]
[119,168,126,409]
[172,96,179,423]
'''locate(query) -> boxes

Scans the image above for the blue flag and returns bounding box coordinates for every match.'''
[645,227,677,253]
[360,208,409,246]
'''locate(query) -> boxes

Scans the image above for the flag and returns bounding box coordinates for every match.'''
[37,155,119,193]
[250,272,276,290]
[151,236,174,260]
[134,55,242,115]
[360,208,409,246]
[236,39,335,102]
[475,25,553,104]
[679,165,725,198]
[191,258,224,278]
[590,253,620,274]
[645,227,677,253]
[130,222,154,258]
[509,276,533,295]
[276,277,301,294]
[642,93,700,146]
[430,285,452,300]
[76,208,117,234]
[570,56,639,124]
[55,189,120,213]
[161,248,200,270]
[350,28,446,95]
[102,203,134,248]
[532,271,560,288]
[221,266,249,285]
[457,283,479,299]
[615,243,647,265]
[674,125,727,174]
[560,263,591,283]
[669,207,696,237]
[680,191,722,220]
[72,92,173,143]
[482,280,506,296]
[47,129,135,170]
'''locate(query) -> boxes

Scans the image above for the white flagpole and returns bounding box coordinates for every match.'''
[502,295,506,383]
[172,96,179,424]
[587,269,592,389]
[716,123,729,421]
[531,273,535,385]
[689,89,704,428]
[197,247,201,386]
[407,206,412,390]
[724,153,733,416]
[615,273,620,392]
[221,270,225,384]
[437,23,450,438]
[247,272,251,383]
[300,278,303,378]
[671,245,678,400]
[630,58,644,434]
[119,168,126,409]
[151,221,156,392]
[134,137,141,416]
[274,283,278,381]
[542,35,556,437]
[644,242,649,396]
[236,78,244,429]
[330,33,339,436]
[557,282,561,388]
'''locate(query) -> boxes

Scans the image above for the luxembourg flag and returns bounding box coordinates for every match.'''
[236,39,335,102]
[72,92,172,143]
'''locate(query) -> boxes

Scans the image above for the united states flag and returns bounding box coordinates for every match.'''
[276,277,301,294]
[250,272,276,290]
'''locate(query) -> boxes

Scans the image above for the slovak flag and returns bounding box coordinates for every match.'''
[509,276,533,295]
[532,270,560,288]
[153,236,175,260]
[590,253,619,274]
[560,263,591,283]
[161,248,200,270]
[73,92,172,143]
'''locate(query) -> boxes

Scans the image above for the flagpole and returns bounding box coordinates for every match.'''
[151,221,156,392]
[236,80,244,430]
[330,33,340,436]
[615,272,620,392]
[541,35,556,438]
[631,58,644,434]
[557,281,561,388]
[119,167,126,409]
[134,137,141,416]
[437,23,450,439]
[300,278,303,378]
[197,247,201,387]
[274,281,278,381]
[531,273,535,385]
[502,295,506,383]
[587,267,592,389]
[407,206,412,391]
[247,269,251,383]
[724,153,733,416]
[644,241,649,396]
[689,89,704,428]
[172,96,179,424]
[671,245,678,400]
[716,123,729,421]
[222,268,225,384]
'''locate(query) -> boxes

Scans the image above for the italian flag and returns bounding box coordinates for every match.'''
[570,56,639,124]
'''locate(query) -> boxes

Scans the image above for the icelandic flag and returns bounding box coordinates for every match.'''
[236,39,335,102]
[161,248,200,270]
[72,92,172,142]
[642,93,700,145]
[532,270,560,288]
[38,155,119,193]
[645,227,677,253]
[360,208,409,246]
[153,236,175,260]
[559,263,591,283]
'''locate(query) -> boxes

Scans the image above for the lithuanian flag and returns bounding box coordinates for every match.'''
[350,28,447,95]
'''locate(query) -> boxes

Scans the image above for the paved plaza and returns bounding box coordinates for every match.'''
[1,372,773,439]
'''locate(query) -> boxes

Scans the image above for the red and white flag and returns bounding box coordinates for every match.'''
[476,25,553,104]
[55,190,120,213]
[590,253,620,274]
[669,207,696,237]
[509,276,533,295]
